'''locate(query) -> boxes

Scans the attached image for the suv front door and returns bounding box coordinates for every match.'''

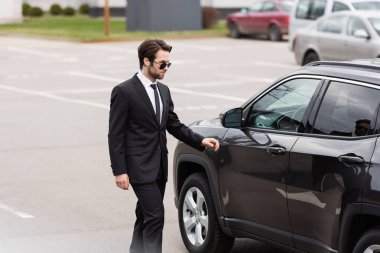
[219,77,322,246]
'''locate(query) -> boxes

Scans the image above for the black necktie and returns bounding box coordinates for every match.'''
[150,84,160,123]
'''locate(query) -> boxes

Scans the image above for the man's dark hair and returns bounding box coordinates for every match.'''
[138,39,172,70]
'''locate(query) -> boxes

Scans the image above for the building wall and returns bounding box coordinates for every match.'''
[0,0,22,24]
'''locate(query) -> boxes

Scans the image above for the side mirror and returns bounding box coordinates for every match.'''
[353,29,370,39]
[220,108,243,128]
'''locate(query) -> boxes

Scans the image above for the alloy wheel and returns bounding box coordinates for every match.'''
[182,186,209,246]
[363,245,380,253]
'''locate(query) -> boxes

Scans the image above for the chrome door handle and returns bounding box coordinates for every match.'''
[338,155,364,164]
[266,145,286,156]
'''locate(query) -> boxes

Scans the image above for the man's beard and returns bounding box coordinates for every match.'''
[148,66,163,80]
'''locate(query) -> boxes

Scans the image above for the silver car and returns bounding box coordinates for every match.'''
[294,11,380,65]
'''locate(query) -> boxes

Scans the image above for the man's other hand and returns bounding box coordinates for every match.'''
[115,174,129,190]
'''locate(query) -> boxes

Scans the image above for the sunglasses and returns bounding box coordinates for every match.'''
[152,60,172,70]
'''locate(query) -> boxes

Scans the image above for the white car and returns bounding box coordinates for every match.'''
[288,0,380,51]
[293,11,380,65]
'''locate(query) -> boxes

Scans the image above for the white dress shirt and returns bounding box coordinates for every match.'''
[137,71,163,123]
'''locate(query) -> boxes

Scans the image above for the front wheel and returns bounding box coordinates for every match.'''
[268,25,282,41]
[178,173,235,253]
[353,228,380,253]
[229,23,241,39]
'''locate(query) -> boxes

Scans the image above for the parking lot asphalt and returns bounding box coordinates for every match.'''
[0,36,298,253]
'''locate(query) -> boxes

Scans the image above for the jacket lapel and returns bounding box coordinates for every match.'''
[132,74,159,126]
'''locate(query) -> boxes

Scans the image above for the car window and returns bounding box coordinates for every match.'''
[280,0,294,12]
[369,18,380,36]
[262,1,277,11]
[317,15,345,33]
[247,78,320,132]
[347,17,368,36]
[312,81,380,137]
[250,1,264,12]
[332,1,350,12]
[352,1,380,10]
[296,0,327,20]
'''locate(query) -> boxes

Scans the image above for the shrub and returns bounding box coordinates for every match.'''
[79,3,89,14]
[202,6,220,29]
[22,3,31,16]
[28,7,44,17]
[63,7,76,16]
[50,4,62,15]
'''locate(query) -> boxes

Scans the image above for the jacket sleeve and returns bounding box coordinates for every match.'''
[108,86,128,176]
[166,88,205,152]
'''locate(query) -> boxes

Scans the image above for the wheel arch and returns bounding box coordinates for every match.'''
[339,203,380,253]
[268,20,280,29]
[302,49,319,65]
[175,154,231,233]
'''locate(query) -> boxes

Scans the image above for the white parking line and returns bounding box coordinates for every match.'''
[7,47,62,58]
[68,71,246,102]
[0,85,109,110]
[0,201,34,219]
[68,71,123,83]
[170,87,245,102]
[0,84,228,111]
[50,87,111,94]
[200,61,295,69]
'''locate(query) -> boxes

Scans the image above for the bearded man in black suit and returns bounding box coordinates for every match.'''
[108,38,219,253]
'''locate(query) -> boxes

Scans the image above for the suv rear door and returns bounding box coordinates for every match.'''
[288,79,380,252]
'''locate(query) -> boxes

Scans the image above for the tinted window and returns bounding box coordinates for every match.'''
[347,17,368,36]
[332,1,350,11]
[317,16,345,33]
[248,78,320,132]
[296,0,326,20]
[369,18,380,36]
[312,82,380,137]
[262,1,277,11]
[352,1,380,10]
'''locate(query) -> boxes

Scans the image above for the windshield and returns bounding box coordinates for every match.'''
[352,1,380,10]
[369,18,380,35]
[280,0,294,12]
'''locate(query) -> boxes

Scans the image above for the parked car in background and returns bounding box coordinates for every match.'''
[289,0,380,50]
[294,11,380,65]
[226,0,294,41]
[173,59,380,253]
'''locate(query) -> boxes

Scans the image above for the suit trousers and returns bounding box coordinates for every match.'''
[130,163,166,253]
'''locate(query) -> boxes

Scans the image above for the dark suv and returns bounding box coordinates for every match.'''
[173,59,380,253]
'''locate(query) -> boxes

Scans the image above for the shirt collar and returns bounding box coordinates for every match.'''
[137,70,157,89]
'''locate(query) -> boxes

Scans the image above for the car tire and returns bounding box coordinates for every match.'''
[268,25,282,41]
[303,51,320,65]
[229,23,241,39]
[178,173,235,253]
[353,228,380,253]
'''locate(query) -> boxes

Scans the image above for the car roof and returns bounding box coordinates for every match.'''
[291,59,380,86]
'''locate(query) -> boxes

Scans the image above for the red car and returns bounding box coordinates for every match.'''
[226,0,294,41]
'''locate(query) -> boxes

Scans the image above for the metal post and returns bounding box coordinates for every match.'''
[104,0,110,36]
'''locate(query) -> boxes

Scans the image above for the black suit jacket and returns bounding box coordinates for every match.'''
[108,74,204,184]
